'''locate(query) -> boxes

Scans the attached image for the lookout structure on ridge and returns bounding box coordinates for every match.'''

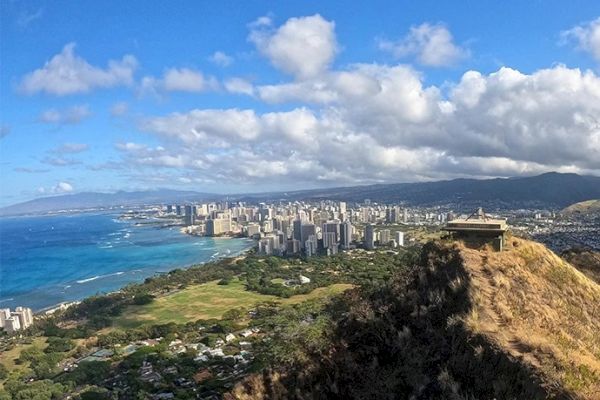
[443,208,508,251]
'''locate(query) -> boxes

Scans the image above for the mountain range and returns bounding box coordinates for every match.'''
[2,172,600,216]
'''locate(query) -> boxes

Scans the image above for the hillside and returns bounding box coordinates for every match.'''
[229,238,600,399]
[562,199,600,215]
[237,172,600,208]
[562,248,600,284]
[3,173,600,216]
[459,238,600,398]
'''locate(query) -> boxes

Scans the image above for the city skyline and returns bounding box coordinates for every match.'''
[2,1,600,207]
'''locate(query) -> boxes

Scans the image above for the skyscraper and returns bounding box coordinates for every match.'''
[395,231,405,247]
[340,221,352,249]
[379,229,391,245]
[293,219,303,245]
[365,224,375,250]
[184,205,195,226]
[322,221,340,248]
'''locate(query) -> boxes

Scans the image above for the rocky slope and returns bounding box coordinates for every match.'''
[228,238,600,399]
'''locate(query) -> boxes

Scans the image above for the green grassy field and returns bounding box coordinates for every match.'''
[112,278,353,330]
[0,336,47,383]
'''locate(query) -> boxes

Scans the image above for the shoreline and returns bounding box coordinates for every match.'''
[1,211,256,314]
[31,241,256,317]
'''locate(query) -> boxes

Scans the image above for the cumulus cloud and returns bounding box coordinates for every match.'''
[249,14,338,79]
[209,51,234,67]
[38,105,91,125]
[20,43,137,95]
[131,62,600,185]
[379,22,468,66]
[37,181,74,194]
[140,68,217,95]
[561,17,600,62]
[94,15,600,187]
[224,77,255,96]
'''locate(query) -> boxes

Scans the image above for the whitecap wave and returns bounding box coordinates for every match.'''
[76,271,125,284]
[77,276,100,284]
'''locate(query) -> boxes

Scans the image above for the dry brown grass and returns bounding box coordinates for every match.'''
[458,237,600,399]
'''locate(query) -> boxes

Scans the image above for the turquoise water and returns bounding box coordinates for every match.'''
[0,212,254,311]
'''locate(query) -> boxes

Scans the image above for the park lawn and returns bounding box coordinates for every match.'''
[0,336,47,381]
[112,278,353,330]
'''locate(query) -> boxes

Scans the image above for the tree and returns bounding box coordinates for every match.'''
[0,364,8,380]
[45,337,74,353]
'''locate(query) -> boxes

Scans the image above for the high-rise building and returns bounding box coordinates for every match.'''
[293,219,303,243]
[184,205,195,226]
[305,235,317,257]
[166,205,173,214]
[0,308,11,329]
[262,219,273,233]
[340,221,352,249]
[287,239,301,254]
[13,307,33,329]
[365,224,375,250]
[301,223,316,249]
[322,221,340,249]
[176,205,182,216]
[3,316,20,334]
[206,217,231,236]
[379,229,391,245]
[246,223,261,237]
[395,231,405,247]
[339,201,347,214]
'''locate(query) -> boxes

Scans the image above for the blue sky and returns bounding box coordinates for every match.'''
[1,0,600,206]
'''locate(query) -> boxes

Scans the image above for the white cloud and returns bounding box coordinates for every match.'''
[17,8,43,28]
[209,51,233,67]
[131,63,600,185]
[561,17,600,62]
[140,68,217,95]
[38,105,91,124]
[20,43,138,95]
[379,23,468,67]
[224,77,255,96]
[55,182,73,193]
[37,181,74,195]
[249,14,338,79]
[163,68,212,92]
[42,156,82,167]
[52,143,89,154]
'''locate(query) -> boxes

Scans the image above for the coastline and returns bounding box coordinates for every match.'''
[33,240,256,317]
[1,212,257,313]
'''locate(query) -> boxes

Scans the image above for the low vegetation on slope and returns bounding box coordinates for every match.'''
[562,248,600,284]
[230,238,600,399]
[460,238,600,398]
[562,199,600,215]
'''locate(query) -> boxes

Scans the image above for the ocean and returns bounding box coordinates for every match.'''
[0,212,255,311]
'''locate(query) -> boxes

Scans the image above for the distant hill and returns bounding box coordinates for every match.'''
[231,238,600,399]
[2,172,600,216]
[562,199,600,215]
[0,189,219,216]
[236,172,600,209]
